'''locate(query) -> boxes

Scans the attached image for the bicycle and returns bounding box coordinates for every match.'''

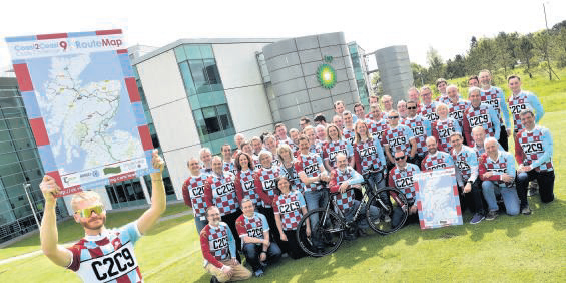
[296,170,409,257]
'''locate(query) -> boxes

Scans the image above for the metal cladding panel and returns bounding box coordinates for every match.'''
[374,45,414,103]
[262,32,362,123]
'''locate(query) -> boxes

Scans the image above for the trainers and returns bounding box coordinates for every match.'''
[210,276,219,283]
[470,213,485,224]
[254,269,264,277]
[485,210,498,221]
[384,215,392,223]
[521,206,532,215]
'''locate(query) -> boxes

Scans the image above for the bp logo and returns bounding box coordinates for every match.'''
[317,55,337,89]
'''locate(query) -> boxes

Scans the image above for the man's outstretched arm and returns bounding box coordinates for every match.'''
[39,176,72,267]
[137,150,167,235]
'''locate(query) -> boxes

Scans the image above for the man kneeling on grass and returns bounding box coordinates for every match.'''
[39,150,165,282]
[201,206,251,282]
[235,198,281,277]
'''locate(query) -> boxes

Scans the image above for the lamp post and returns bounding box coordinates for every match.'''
[23,183,41,229]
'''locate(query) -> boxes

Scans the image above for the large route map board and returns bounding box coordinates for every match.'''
[6,30,155,196]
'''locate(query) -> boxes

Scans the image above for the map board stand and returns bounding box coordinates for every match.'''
[414,167,463,229]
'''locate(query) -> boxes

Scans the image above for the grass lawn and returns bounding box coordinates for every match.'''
[0,202,187,260]
[1,69,565,282]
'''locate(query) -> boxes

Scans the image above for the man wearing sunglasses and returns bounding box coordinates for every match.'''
[402,100,431,167]
[382,110,417,168]
[388,151,421,226]
[39,150,166,282]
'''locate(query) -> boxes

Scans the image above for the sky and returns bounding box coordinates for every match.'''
[1,0,565,70]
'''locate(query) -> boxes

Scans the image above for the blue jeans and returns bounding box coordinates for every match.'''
[344,200,380,229]
[482,181,520,215]
[304,189,329,248]
[195,217,207,234]
[242,242,281,272]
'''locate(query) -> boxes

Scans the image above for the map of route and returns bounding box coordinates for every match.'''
[33,53,145,185]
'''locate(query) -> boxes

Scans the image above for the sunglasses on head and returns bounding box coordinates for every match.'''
[395,156,406,161]
[75,205,104,218]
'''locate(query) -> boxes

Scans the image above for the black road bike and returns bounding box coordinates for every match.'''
[296,170,409,257]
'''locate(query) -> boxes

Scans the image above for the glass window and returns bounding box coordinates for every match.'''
[188,94,200,110]
[203,59,222,91]
[188,60,207,93]
[192,110,208,142]
[196,90,225,108]
[217,105,234,132]
[200,45,214,59]
[202,106,221,137]
[179,62,196,96]
[174,46,187,62]
[185,45,202,59]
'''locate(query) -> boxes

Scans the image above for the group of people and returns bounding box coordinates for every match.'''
[183,70,554,282]
[36,70,554,283]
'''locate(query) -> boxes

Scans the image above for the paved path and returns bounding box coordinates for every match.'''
[0,211,192,265]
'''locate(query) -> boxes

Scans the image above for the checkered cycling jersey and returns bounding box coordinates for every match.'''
[67,222,142,283]
[278,136,295,148]
[200,222,236,269]
[235,212,269,246]
[253,166,281,208]
[235,169,260,207]
[421,151,455,172]
[432,118,462,153]
[381,124,415,157]
[271,157,281,167]
[223,161,237,175]
[280,162,301,191]
[448,99,471,128]
[515,126,554,172]
[463,104,500,146]
[311,141,324,156]
[366,118,388,143]
[343,126,356,146]
[295,153,324,193]
[252,154,262,170]
[420,101,439,122]
[388,163,421,200]
[479,151,516,188]
[354,137,386,174]
[329,167,364,212]
[272,190,306,231]
[402,115,431,156]
[508,91,544,132]
[206,172,239,217]
[437,94,451,105]
[181,174,209,221]
[323,139,354,169]
[451,145,479,184]
[480,86,510,127]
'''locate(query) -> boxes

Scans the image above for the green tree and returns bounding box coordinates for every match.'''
[426,47,445,81]
[516,34,537,78]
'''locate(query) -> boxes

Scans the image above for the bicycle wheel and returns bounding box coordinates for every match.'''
[296,208,346,257]
[366,187,409,235]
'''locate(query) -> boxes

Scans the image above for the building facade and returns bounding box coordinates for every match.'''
[374,45,414,103]
[1,33,371,243]
[348,42,371,108]
[0,77,69,243]
[260,32,361,127]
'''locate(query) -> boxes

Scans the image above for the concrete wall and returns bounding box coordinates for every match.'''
[135,42,274,199]
[374,45,414,104]
[262,32,361,127]
[213,43,274,137]
[136,50,202,200]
